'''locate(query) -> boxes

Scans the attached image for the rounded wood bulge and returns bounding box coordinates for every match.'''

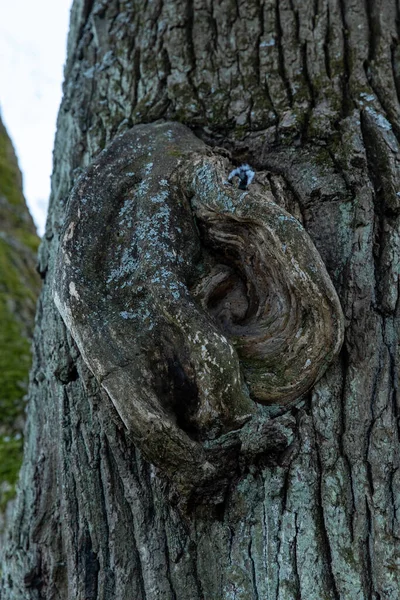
[54,121,344,485]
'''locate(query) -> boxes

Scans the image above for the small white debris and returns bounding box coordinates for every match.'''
[69,281,80,301]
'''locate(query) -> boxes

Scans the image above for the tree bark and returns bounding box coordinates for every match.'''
[2,0,400,599]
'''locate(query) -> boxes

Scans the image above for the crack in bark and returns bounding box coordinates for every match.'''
[365,498,374,598]
[261,498,272,599]
[132,47,141,107]
[162,529,178,600]
[275,0,294,106]
[384,319,400,445]
[312,0,319,31]
[323,3,332,80]
[191,536,206,600]
[248,536,260,600]
[338,348,356,542]
[337,0,352,117]
[364,0,377,63]
[293,512,302,599]
[185,0,206,119]
[276,457,294,599]
[312,419,341,600]
[97,436,115,595]
[288,0,300,45]
[255,0,265,88]
[389,466,400,538]
[300,41,316,142]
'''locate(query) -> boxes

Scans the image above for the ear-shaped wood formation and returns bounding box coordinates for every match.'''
[54,122,344,502]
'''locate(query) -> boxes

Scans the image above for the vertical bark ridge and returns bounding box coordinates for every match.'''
[275,0,295,109]
[313,413,342,600]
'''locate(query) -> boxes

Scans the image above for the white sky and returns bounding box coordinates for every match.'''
[0,0,73,236]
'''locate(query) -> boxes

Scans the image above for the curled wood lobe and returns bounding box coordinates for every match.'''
[54,121,344,501]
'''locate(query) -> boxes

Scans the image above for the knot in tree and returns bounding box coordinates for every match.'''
[54,121,343,504]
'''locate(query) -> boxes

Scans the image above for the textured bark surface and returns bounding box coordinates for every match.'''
[2,0,400,599]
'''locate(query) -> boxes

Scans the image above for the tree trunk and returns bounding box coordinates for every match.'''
[2,0,400,598]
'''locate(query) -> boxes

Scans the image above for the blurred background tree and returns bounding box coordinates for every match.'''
[0,115,40,551]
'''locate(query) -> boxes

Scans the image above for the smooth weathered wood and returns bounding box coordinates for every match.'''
[2,0,400,598]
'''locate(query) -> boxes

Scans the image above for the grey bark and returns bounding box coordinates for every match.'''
[2,0,400,599]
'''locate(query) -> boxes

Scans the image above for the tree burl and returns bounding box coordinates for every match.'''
[54,121,344,506]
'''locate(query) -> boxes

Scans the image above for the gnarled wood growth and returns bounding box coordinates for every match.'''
[55,121,343,501]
